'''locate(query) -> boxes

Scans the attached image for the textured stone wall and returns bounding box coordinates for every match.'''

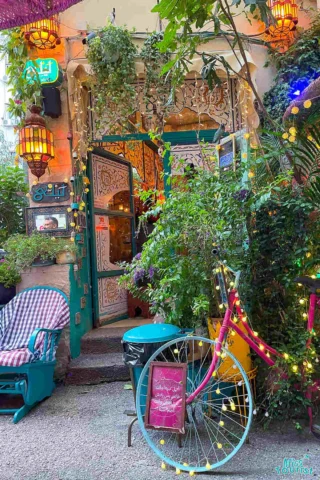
[17,265,71,381]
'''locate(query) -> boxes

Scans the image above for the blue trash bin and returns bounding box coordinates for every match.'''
[123,323,185,414]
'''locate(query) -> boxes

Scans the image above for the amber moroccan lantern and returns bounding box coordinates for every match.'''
[23,15,61,49]
[266,0,298,36]
[19,105,54,179]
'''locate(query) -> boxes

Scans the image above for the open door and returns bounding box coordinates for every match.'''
[88,148,135,326]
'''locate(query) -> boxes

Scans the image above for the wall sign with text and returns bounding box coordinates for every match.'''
[31,182,70,203]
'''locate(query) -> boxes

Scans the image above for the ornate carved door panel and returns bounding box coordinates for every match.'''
[89,149,135,326]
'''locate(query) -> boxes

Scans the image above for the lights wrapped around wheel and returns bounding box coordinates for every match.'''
[18,105,54,179]
[23,16,61,50]
[265,0,298,36]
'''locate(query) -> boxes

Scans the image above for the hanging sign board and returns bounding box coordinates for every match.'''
[24,58,63,86]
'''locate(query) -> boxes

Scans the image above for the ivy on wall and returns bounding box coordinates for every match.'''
[263,14,320,123]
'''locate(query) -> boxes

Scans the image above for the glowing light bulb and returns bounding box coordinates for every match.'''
[242,316,247,322]
[248,170,255,178]
[311,275,316,279]
[216,351,221,357]
[221,352,226,359]
[222,405,227,411]
[206,462,211,469]
[304,100,312,109]
[306,252,311,258]
[235,301,240,306]
[230,282,234,287]
[283,353,289,360]
[231,331,236,336]
[303,313,308,319]
[299,299,306,305]
[160,439,165,445]
[217,443,223,449]
[244,133,250,139]
[183,463,189,467]
[231,403,236,411]
[174,349,179,354]
[219,420,224,426]
[176,468,181,474]
[215,268,220,273]
[219,304,224,309]
[291,106,299,114]
[266,352,270,358]
[253,331,258,337]
[199,341,203,347]
[189,471,195,476]
[307,362,312,369]
[216,388,221,395]
[216,286,220,290]
[161,462,166,470]
[292,365,298,373]
[212,371,217,377]
[259,344,264,351]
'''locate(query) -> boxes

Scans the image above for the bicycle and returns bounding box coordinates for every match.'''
[135,263,320,474]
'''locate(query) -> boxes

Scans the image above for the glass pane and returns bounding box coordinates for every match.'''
[95,214,132,271]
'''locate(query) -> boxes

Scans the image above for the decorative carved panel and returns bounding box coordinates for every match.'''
[92,154,130,209]
[98,276,128,317]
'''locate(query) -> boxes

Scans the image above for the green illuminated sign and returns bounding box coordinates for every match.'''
[24,58,63,86]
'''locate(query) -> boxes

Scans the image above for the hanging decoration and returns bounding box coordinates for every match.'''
[18,104,54,179]
[23,15,61,49]
[265,0,298,37]
[0,0,81,30]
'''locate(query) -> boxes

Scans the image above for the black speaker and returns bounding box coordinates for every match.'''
[42,87,62,119]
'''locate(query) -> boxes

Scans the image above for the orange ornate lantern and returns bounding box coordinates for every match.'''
[266,0,298,36]
[23,15,61,50]
[19,105,54,179]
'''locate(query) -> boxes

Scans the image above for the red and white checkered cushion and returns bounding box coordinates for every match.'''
[0,288,69,367]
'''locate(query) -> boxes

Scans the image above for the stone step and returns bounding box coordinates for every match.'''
[80,327,129,355]
[65,352,130,385]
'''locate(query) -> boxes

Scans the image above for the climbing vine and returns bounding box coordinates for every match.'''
[263,13,320,123]
[0,28,42,124]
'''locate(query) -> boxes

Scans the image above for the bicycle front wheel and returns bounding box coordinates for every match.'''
[136,335,253,474]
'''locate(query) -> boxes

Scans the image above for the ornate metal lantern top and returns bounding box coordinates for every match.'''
[23,15,61,50]
[266,0,298,37]
[18,105,54,179]
[0,0,82,30]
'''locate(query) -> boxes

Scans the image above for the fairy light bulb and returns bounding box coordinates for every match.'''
[292,365,298,373]
[176,468,181,474]
[266,352,270,358]
[215,268,220,273]
[216,351,221,357]
[221,352,226,359]
[233,317,238,323]
[242,316,247,322]
[217,443,223,449]
[299,299,306,305]
[160,439,165,445]
[307,362,312,369]
[235,301,240,306]
[212,371,217,377]
[291,106,299,115]
[253,331,258,337]
[303,313,308,319]
[222,405,227,411]
[231,331,236,336]
[216,388,221,394]
[259,344,264,351]
[231,403,236,411]
[306,252,311,258]
[219,304,224,309]
[199,341,203,347]
[283,353,289,360]
[161,462,166,470]
[189,471,195,477]
[206,462,211,469]
[219,420,224,426]
[230,281,234,287]
[174,349,179,354]
[216,286,220,290]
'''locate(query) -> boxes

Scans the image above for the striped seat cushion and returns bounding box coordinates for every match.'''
[0,288,69,367]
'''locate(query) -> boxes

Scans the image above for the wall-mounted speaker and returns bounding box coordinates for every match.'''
[42,87,62,119]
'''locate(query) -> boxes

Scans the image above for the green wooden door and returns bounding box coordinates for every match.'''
[88,148,135,326]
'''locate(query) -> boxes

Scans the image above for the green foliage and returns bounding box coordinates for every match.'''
[140,32,171,122]
[4,233,77,272]
[87,24,137,134]
[0,260,21,287]
[263,14,320,123]
[0,166,28,246]
[0,29,42,123]
[120,156,283,328]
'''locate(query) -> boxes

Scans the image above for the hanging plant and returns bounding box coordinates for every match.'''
[140,32,171,129]
[87,24,137,136]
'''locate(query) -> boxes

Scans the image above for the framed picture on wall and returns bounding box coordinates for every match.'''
[26,206,72,237]
[218,135,236,172]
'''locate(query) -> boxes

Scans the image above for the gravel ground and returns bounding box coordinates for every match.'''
[0,382,319,480]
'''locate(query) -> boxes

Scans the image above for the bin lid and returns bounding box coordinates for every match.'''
[123,323,180,343]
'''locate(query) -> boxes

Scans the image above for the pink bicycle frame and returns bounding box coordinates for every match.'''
[187,286,320,411]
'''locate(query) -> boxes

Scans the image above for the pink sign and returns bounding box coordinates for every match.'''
[145,362,187,434]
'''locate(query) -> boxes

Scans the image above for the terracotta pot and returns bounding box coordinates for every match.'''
[56,251,76,265]
[0,283,16,305]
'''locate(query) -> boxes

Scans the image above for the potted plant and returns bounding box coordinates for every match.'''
[3,233,77,271]
[0,260,21,305]
[55,240,77,265]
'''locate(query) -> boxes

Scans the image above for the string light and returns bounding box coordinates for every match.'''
[292,365,298,373]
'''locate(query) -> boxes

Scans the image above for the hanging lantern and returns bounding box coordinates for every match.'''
[19,105,54,179]
[23,16,61,50]
[265,0,298,36]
